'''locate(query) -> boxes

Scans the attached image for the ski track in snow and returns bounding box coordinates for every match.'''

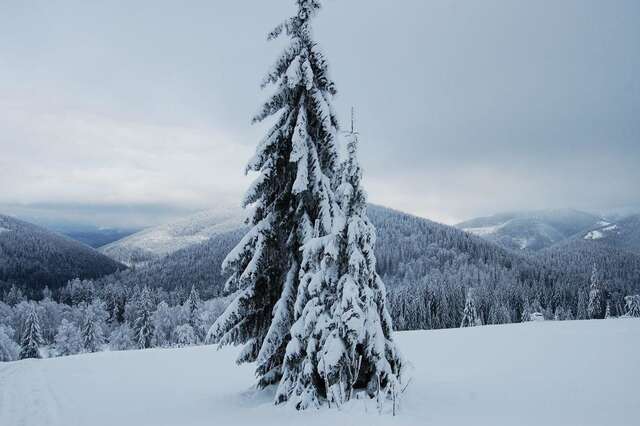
[1,319,639,426]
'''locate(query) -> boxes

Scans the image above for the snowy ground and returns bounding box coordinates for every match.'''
[1,319,638,426]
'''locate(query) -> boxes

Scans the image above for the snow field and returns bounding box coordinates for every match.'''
[1,319,638,426]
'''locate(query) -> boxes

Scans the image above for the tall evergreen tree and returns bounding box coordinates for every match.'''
[521,300,533,322]
[208,0,340,389]
[275,127,402,408]
[587,264,606,319]
[19,304,43,359]
[460,288,481,327]
[134,287,154,349]
[576,290,588,320]
[185,285,203,342]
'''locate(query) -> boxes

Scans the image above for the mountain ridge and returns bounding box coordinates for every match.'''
[0,214,125,297]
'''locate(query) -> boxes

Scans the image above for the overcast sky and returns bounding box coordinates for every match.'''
[1,0,638,228]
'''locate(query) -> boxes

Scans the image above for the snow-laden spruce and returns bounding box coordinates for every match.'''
[275,130,403,408]
[185,285,203,342]
[82,300,106,353]
[460,288,481,327]
[587,264,607,319]
[208,0,341,389]
[208,0,402,409]
[134,287,155,349]
[19,303,43,359]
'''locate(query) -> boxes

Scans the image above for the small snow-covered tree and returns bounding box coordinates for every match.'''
[576,290,588,320]
[460,288,481,327]
[42,286,53,300]
[0,325,19,361]
[153,301,177,347]
[587,264,607,319]
[55,319,83,356]
[488,302,511,325]
[134,287,154,349]
[82,301,106,353]
[175,324,197,347]
[19,304,43,359]
[624,295,640,317]
[5,285,25,307]
[554,306,566,321]
[38,297,64,344]
[521,300,532,323]
[209,0,341,391]
[184,285,203,342]
[109,323,135,351]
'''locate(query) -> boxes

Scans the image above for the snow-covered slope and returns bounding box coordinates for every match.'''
[1,319,638,426]
[581,214,640,255]
[100,206,246,265]
[94,205,553,301]
[0,215,124,297]
[457,209,603,251]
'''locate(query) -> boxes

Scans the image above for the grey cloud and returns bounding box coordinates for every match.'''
[0,0,638,226]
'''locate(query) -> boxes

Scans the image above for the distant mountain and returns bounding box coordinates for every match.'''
[580,214,640,255]
[93,204,640,327]
[99,204,544,301]
[457,209,603,251]
[100,206,246,265]
[96,205,558,302]
[97,227,246,299]
[0,215,125,297]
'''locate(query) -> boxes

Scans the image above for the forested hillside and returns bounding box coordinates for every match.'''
[580,214,640,255]
[88,205,640,331]
[99,207,245,265]
[3,205,639,337]
[0,215,124,298]
[96,228,246,299]
[371,206,640,329]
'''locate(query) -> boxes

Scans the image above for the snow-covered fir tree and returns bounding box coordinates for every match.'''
[521,300,532,322]
[275,127,402,408]
[185,285,203,342]
[576,290,588,320]
[134,287,154,349]
[208,0,341,390]
[587,264,607,319]
[55,319,83,356]
[460,288,481,327]
[5,285,25,307]
[19,303,43,359]
[624,294,640,317]
[82,301,105,353]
